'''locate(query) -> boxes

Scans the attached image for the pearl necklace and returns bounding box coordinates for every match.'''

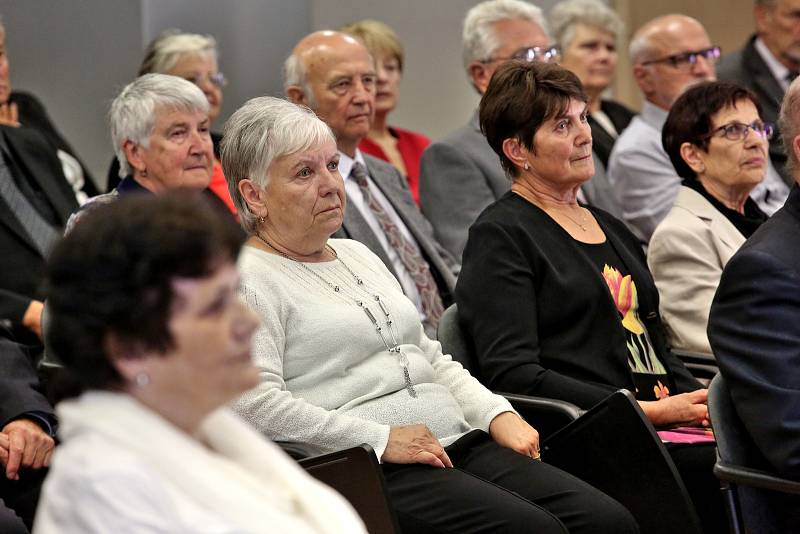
[256,234,418,398]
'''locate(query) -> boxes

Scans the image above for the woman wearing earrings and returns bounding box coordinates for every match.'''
[221,96,637,534]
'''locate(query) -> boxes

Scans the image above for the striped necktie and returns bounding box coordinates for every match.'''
[0,149,59,256]
[350,161,444,330]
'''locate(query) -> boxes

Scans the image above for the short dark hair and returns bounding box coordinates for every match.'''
[662,81,763,180]
[479,60,587,177]
[45,192,245,391]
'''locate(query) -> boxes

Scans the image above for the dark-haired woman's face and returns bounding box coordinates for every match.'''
[132,262,261,420]
[524,98,594,186]
[693,100,767,190]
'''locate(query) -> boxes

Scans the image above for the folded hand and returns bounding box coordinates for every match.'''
[382,424,453,468]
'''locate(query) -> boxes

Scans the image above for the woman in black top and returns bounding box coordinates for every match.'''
[455,61,724,533]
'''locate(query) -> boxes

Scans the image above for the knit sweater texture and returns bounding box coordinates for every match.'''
[233,239,512,459]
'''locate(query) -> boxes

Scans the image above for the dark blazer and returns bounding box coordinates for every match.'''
[717,35,791,186]
[0,332,55,431]
[333,154,459,305]
[10,91,98,197]
[0,126,78,343]
[709,185,800,481]
[456,192,701,409]
[589,99,635,169]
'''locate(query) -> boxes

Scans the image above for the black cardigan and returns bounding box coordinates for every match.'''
[455,192,701,409]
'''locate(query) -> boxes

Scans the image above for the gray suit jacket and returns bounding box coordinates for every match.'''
[717,35,791,186]
[420,111,620,260]
[333,154,458,304]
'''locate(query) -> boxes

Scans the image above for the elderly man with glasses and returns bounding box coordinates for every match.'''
[420,1,582,260]
[608,14,788,244]
[718,0,800,187]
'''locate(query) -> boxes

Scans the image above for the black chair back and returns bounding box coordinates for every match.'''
[543,390,704,534]
[300,444,400,534]
[437,303,582,437]
[708,374,800,533]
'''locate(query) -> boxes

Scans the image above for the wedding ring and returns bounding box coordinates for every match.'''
[532,452,541,461]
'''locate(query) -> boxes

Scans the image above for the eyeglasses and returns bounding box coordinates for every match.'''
[703,120,774,142]
[640,46,721,69]
[184,72,228,88]
[483,45,560,64]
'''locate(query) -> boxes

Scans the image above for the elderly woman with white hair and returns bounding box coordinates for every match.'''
[549,0,634,167]
[224,96,638,534]
[68,73,223,230]
[105,30,236,216]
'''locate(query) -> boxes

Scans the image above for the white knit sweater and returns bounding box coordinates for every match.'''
[233,239,512,459]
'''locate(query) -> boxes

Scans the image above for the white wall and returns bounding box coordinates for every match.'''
[1,0,563,188]
[312,0,560,141]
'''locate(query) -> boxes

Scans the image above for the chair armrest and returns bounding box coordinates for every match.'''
[498,392,584,438]
[714,461,800,495]
[276,441,320,461]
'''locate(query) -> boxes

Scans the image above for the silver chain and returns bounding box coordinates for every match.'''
[256,235,418,398]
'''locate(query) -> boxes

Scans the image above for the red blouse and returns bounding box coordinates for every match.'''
[359,126,430,205]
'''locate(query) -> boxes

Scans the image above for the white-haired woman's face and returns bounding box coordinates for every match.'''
[128,107,214,192]
[560,23,617,96]
[169,53,224,123]
[259,138,345,250]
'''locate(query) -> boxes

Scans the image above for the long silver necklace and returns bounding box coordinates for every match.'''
[256,234,418,398]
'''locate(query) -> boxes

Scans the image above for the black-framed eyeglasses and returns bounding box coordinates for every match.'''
[184,72,228,88]
[483,45,560,64]
[703,120,774,142]
[641,46,721,69]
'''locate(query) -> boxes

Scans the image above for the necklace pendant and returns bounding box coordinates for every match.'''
[403,367,418,398]
[333,285,340,292]
[356,278,363,285]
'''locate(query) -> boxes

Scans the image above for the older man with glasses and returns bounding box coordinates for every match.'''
[718,0,800,187]
[418,1,553,260]
[608,14,788,244]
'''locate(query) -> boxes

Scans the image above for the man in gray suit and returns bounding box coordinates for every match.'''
[285,31,458,335]
[717,0,800,186]
[419,0,617,260]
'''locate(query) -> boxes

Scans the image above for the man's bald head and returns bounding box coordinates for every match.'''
[630,15,716,110]
[284,31,377,156]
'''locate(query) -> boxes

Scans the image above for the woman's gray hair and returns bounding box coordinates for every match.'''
[548,0,623,52]
[138,29,218,75]
[462,0,548,71]
[109,73,209,178]
[220,96,335,234]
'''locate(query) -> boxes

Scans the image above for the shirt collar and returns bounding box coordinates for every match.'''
[117,175,152,195]
[337,149,367,181]
[754,37,791,88]
[640,101,669,131]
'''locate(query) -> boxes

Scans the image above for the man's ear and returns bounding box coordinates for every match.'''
[632,63,654,97]
[502,137,528,171]
[122,140,146,173]
[679,142,706,174]
[286,85,307,106]
[468,61,491,95]
[792,135,800,168]
[238,178,268,218]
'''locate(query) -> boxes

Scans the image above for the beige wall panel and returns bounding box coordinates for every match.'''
[613,0,755,111]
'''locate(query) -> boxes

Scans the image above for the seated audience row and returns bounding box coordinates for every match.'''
[106,30,237,217]
[227,95,637,534]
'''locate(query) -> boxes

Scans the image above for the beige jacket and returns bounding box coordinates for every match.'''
[647,186,746,355]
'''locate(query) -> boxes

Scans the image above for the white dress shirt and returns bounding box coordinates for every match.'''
[338,150,425,320]
[755,37,793,91]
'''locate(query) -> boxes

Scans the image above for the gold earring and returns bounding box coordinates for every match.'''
[524,162,530,171]
[258,215,265,224]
